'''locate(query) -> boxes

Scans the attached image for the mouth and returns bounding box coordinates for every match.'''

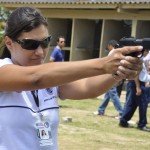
[32,57,44,63]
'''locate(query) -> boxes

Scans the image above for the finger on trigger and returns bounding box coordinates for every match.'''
[121,46,143,56]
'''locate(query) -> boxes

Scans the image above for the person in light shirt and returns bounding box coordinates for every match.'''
[120,49,150,132]
[94,40,123,118]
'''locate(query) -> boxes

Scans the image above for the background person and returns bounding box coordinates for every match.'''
[0,7,142,150]
[143,49,150,104]
[49,36,65,62]
[119,50,150,132]
[94,40,123,119]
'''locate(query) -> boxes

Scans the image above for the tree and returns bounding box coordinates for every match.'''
[0,7,10,55]
[0,7,10,43]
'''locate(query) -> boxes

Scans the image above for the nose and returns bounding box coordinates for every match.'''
[34,46,44,56]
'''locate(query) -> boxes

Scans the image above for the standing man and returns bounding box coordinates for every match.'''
[49,36,65,62]
[119,50,150,132]
[143,50,150,104]
[94,40,123,118]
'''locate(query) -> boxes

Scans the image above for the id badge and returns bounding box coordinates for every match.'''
[35,115,53,146]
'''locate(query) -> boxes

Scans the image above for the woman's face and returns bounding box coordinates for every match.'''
[5,24,49,66]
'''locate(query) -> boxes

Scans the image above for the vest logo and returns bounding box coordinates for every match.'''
[46,88,53,95]
[44,122,50,128]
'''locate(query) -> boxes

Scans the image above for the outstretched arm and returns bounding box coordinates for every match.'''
[60,46,143,100]
[59,74,118,99]
[0,46,142,92]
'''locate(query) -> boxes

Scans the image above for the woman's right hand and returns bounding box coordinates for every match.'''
[103,46,143,80]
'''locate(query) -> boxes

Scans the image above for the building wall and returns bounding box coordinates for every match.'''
[41,8,150,62]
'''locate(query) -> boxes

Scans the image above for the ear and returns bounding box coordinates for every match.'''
[4,36,13,52]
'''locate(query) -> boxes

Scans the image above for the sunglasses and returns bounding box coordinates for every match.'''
[13,36,51,50]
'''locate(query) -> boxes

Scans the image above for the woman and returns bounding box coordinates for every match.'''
[0,7,142,150]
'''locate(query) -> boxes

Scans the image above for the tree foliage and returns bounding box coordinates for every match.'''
[0,7,11,55]
[0,7,11,43]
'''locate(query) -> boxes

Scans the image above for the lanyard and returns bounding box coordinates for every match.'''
[31,90,39,107]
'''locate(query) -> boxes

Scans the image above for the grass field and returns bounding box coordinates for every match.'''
[58,92,150,150]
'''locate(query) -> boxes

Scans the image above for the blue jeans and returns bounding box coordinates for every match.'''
[98,86,123,116]
[145,86,150,103]
[120,81,148,128]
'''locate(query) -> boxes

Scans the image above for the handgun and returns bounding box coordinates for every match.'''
[119,37,150,57]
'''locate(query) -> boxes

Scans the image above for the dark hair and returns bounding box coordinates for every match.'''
[57,36,65,42]
[107,40,119,48]
[1,7,48,58]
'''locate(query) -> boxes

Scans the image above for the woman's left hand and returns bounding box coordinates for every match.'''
[116,55,143,79]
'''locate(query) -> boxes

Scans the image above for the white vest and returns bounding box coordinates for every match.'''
[0,58,60,150]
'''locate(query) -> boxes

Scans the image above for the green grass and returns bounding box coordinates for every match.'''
[58,93,150,150]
